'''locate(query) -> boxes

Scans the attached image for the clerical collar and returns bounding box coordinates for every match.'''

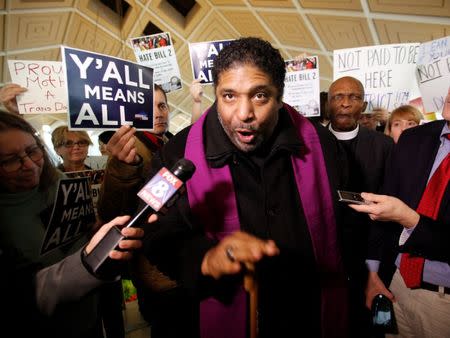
[328,124,359,140]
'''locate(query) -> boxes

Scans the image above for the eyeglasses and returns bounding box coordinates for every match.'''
[60,140,90,148]
[0,145,44,173]
[330,94,363,102]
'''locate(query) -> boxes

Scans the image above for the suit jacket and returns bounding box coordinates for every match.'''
[339,126,394,279]
[349,126,394,193]
[368,120,450,285]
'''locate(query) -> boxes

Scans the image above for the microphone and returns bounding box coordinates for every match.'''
[83,158,196,277]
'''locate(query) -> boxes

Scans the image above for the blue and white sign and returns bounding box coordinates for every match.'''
[189,39,233,84]
[62,46,154,131]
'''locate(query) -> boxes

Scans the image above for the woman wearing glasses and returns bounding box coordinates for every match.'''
[0,111,145,337]
[51,126,92,172]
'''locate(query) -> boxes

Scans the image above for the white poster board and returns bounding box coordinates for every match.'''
[416,35,450,115]
[333,43,421,112]
[8,60,68,114]
[130,32,182,93]
[283,57,320,117]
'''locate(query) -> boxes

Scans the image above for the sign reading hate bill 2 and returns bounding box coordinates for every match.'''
[62,46,154,131]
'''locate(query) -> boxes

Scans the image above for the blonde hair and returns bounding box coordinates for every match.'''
[385,105,423,135]
[51,126,92,148]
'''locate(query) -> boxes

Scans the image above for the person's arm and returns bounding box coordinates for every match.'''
[97,125,144,222]
[190,79,204,124]
[34,215,146,316]
[350,193,450,263]
[0,83,27,114]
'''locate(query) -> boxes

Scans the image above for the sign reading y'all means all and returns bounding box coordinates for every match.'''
[62,46,155,131]
[189,39,233,84]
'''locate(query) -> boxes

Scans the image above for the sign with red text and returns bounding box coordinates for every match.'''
[416,35,450,115]
[283,56,320,117]
[7,60,67,114]
[333,43,421,112]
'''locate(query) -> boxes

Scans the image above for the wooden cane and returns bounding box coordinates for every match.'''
[244,263,258,338]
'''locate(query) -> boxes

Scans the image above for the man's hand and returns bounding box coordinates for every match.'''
[365,271,395,309]
[85,214,154,260]
[190,79,203,103]
[106,125,140,164]
[0,83,27,114]
[201,231,279,279]
[349,192,420,228]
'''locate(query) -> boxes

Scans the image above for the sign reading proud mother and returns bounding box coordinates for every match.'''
[8,60,67,114]
[62,46,154,131]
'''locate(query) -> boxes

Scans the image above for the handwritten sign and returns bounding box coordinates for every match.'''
[333,43,421,111]
[416,36,450,114]
[283,57,320,117]
[40,177,95,255]
[189,39,234,84]
[8,60,67,114]
[131,32,182,93]
[62,46,154,131]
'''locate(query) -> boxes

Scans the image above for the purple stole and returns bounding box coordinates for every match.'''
[185,104,348,338]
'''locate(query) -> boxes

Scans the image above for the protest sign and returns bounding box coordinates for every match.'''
[189,39,233,84]
[40,177,95,255]
[130,32,182,93]
[333,43,421,112]
[62,46,154,131]
[283,56,320,117]
[65,169,105,220]
[416,35,450,115]
[8,60,67,114]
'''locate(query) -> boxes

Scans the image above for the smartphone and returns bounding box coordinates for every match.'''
[337,190,366,204]
[371,294,397,333]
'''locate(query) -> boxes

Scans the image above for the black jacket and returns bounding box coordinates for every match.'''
[141,104,349,338]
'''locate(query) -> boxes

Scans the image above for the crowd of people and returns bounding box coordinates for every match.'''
[0,36,449,338]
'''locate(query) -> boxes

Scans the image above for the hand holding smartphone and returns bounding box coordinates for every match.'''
[337,190,367,205]
[371,294,397,333]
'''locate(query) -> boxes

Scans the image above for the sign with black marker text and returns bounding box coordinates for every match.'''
[333,43,421,111]
[8,60,67,114]
[416,35,450,115]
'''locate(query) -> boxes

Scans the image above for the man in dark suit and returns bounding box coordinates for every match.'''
[351,87,450,337]
[327,76,394,337]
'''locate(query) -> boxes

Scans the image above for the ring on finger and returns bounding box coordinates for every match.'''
[225,246,236,262]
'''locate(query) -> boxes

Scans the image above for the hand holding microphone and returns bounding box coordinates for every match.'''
[83,158,196,278]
